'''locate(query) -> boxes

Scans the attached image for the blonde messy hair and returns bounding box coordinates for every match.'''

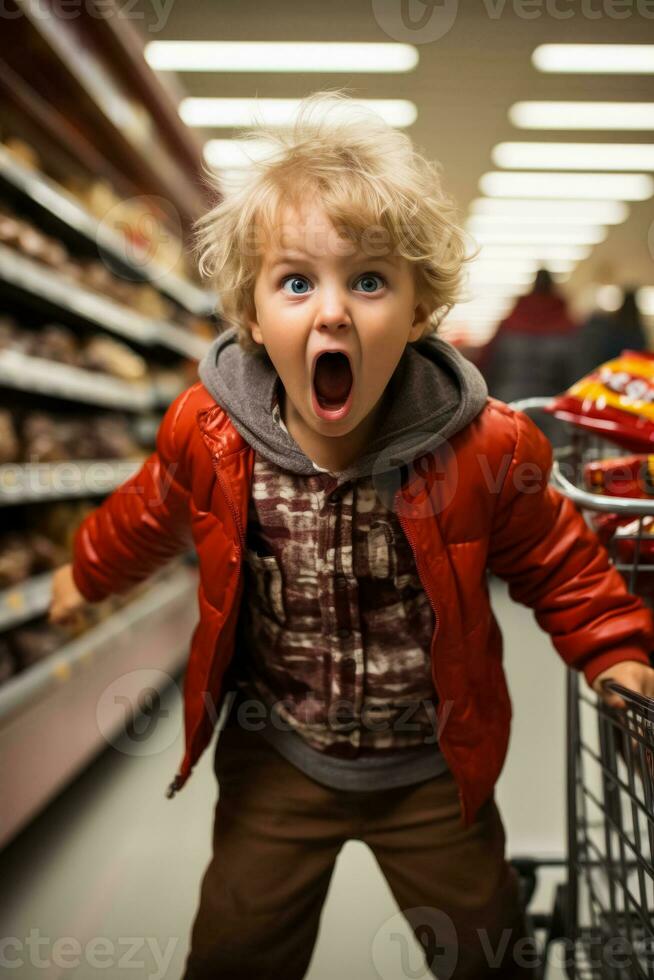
[195,88,474,355]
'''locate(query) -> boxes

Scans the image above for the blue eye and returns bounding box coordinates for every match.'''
[281,275,311,295]
[279,272,386,295]
[354,273,385,293]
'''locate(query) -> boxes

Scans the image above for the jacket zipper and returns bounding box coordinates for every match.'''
[395,504,441,678]
[396,499,468,826]
[165,447,245,800]
[213,458,246,555]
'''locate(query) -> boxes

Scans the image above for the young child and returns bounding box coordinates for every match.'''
[50,91,654,979]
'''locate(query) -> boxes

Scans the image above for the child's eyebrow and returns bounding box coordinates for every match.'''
[268,252,398,271]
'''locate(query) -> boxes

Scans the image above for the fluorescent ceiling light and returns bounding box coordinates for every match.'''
[469,257,575,274]
[533,44,654,74]
[472,244,592,262]
[469,226,607,246]
[596,285,623,311]
[466,270,569,286]
[145,41,418,73]
[467,220,606,243]
[203,138,276,168]
[509,102,654,130]
[638,287,654,316]
[468,198,629,224]
[462,281,528,294]
[493,142,654,171]
[466,270,538,285]
[479,171,654,201]
[180,97,417,128]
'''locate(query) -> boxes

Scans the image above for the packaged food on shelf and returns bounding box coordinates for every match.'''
[0,317,35,355]
[10,620,75,670]
[33,500,96,554]
[0,637,15,683]
[80,334,148,380]
[0,533,33,586]
[0,531,68,587]
[2,137,40,171]
[38,323,80,366]
[0,408,19,463]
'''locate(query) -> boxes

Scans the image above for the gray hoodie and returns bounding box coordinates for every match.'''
[198,326,488,477]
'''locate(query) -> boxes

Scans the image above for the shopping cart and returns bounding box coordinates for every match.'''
[507,397,654,980]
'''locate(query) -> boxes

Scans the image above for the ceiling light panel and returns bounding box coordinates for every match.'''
[468,257,576,274]
[469,226,607,245]
[180,97,417,128]
[470,244,592,261]
[479,172,654,200]
[203,138,276,168]
[493,143,654,171]
[638,287,654,316]
[469,199,629,224]
[532,44,654,74]
[145,41,418,73]
[467,220,607,243]
[509,102,654,130]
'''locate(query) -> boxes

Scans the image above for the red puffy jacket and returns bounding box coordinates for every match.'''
[72,382,654,827]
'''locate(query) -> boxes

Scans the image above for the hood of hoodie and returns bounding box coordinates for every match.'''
[197,326,488,481]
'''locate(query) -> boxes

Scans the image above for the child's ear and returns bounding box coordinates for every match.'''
[408,300,431,342]
[249,320,264,346]
[245,299,265,346]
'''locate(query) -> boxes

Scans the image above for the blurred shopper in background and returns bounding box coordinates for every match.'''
[479,268,580,445]
[574,287,649,378]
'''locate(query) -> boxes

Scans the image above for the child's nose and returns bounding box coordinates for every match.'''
[314,287,352,331]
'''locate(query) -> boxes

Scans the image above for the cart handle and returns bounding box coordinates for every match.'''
[509,397,654,517]
[550,463,654,516]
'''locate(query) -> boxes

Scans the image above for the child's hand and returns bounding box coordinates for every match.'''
[591,660,654,710]
[591,661,654,778]
[49,563,88,626]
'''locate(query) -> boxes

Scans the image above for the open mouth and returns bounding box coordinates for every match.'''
[312,352,353,415]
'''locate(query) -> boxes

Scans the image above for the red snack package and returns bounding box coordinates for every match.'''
[582,454,654,603]
[544,350,654,452]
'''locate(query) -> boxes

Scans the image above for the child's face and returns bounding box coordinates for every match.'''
[247,199,429,441]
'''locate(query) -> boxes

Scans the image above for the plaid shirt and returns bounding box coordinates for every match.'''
[226,400,445,767]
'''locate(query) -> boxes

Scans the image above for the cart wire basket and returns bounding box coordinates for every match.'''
[509,398,654,980]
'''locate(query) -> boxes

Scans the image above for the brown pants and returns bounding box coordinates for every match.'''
[182,719,538,980]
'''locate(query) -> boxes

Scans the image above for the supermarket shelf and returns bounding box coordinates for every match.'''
[0,348,180,411]
[0,562,199,849]
[0,144,215,316]
[0,571,53,632]
[0,457,143,506]
[156,320,211,361]
[0,243,211,359]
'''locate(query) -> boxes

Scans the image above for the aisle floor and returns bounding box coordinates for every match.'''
[0,577,575,979]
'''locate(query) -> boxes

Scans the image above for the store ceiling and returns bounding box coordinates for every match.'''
[133,0,654,312]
